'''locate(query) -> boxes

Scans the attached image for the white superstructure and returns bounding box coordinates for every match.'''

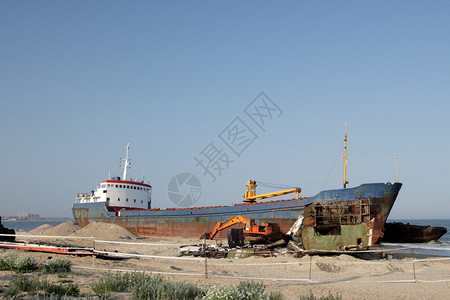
[76,144,152,210]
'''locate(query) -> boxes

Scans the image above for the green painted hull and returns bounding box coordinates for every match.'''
[301,222,373,251]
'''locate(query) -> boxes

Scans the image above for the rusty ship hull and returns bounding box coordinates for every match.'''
[302,182,402,244]
[72,182,401,240]
[381,222,447,243]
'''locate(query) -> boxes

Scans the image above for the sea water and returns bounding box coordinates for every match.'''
[2,220,69,232]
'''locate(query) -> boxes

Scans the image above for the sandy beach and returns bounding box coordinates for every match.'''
[1,222,449,299]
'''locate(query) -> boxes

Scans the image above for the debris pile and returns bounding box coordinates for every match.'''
[0,217,15,242]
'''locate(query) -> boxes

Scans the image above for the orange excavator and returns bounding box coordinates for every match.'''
[200,180,300,246]
[200,216,286,246]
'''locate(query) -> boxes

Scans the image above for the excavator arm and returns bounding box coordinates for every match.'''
[201,216,251,240]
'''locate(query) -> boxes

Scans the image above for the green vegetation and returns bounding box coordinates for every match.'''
[131,273,203,300]
[91,272,203,300]
[0,252,18,271]
[15,254,39,273]
[203,284,236,300]
[300,291,343,300]
[90,272,284,300]
[0,252,71,274]
[42,257,72,274]
[6,274,79,298]
[0,253,38,273]
[91,271,132,299]
[203,281,282,300]
[1,253,287,299]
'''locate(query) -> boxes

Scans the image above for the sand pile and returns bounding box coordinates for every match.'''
[25,221,138,242]
[28,224,53,235]
[70,222,138,240]
[28,222,81,236]
[43,221,81,236]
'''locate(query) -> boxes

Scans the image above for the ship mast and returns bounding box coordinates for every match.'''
[121,143,131,180]
[394,155,399,183]
[343,123,349,189]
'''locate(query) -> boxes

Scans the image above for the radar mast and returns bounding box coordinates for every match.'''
[120,143,131,180]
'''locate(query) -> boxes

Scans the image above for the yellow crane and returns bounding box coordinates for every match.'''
[242,180,301,203]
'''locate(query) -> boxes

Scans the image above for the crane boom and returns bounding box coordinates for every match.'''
[242,180,301,203]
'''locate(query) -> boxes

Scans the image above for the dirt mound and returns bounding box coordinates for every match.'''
[28,224,53,235]
[71,222,138,240]
[44,221,81,236]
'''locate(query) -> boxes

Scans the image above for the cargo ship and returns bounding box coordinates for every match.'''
[72,138,402,242]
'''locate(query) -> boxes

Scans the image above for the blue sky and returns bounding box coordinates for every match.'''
[1,1,449,219]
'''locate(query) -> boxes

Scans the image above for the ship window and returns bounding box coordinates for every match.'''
[119,185,122,188]
[126,198,129,202]
[134,199,136,202]
[118,198,120,201]
[116,185,118,188]
[103,190,107,193]
[141,200,143,203]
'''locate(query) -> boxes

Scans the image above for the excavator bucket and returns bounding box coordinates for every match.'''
[200,232,211,239]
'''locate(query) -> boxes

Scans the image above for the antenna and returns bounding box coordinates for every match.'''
[343,122,349,188]
[120,143,131,180]
[394,155,399,183]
